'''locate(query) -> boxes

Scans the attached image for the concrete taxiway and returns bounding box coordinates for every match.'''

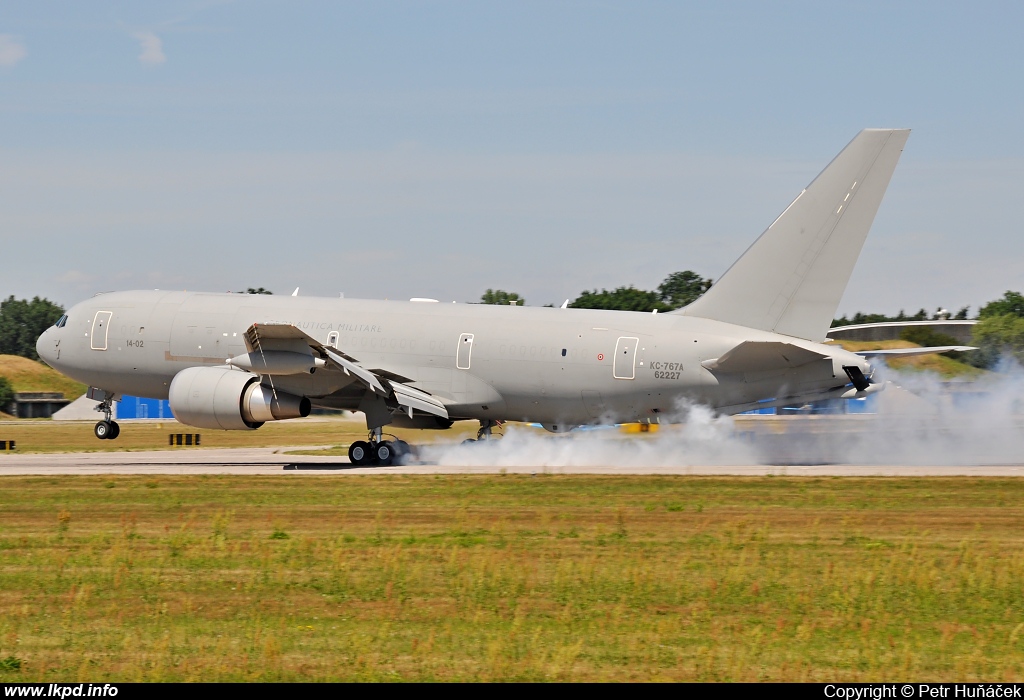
[2,447,1024,476]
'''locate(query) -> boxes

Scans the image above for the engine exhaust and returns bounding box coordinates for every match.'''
[243,384,311,423]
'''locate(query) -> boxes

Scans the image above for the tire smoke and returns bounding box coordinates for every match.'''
[420,361,1024,468]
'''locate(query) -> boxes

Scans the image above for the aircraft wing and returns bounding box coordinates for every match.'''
[854,346,976,358]
[701,341,831,373]
[242,323,449,420]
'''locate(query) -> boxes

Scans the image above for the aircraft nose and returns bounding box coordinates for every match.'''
[36,328,54,367]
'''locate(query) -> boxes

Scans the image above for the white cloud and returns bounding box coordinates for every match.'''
[0,35,27,67]
[133,31,166,65]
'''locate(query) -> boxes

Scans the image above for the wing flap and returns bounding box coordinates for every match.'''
[391,382,449,419]
[702,341,830,373]
[322,347,387,395]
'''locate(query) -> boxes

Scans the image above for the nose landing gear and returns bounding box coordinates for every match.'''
[93,395,120,440]
[94,420,120,440]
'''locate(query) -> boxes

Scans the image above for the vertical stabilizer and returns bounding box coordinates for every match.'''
[676,129,910,341]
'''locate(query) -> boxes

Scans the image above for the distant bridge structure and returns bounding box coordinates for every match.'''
[826,320,976,344]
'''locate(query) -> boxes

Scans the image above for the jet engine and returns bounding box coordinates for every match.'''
[168,366,311,430]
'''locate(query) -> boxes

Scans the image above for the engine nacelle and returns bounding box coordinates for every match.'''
[168,366,311,430]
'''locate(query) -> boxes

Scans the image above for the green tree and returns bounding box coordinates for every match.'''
[0,376,14,414]
[240,287,273,295]
[657,270,712,310]
[480,289,525,306]
[832,312,897,327]
[832,307,969,327]
[978,291,1024,319]
[0,296,65,361]
[969,314,1024,368]
[957,291,1024,369]
[570,286,668,312]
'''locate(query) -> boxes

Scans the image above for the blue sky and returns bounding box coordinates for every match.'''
[3,1,1024,316]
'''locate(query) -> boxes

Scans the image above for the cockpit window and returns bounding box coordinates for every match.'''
[55,315,68,328]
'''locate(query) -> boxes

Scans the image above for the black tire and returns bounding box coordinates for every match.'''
[461,438,477,445]
[392,440,411,464]
[348,440,371,466]
[374,441,394,466]
[94,421,112,440]
[108,421,120,440]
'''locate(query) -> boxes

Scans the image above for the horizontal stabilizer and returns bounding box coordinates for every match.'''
[701,341,830,373]
[855,346,976,358]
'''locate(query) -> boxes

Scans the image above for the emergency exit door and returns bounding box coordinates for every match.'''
[613,336,639,379]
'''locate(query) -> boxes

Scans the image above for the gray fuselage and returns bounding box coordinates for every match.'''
[36,290,870,428]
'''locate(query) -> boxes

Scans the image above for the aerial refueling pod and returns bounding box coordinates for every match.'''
[168,366,311,430]
[226,351,326,375]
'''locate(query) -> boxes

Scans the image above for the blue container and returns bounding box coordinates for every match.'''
[117,395,172,419]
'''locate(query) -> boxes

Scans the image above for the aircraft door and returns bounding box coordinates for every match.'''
[90,311,112,351]
[456,333,474,370]
[613,336,639,379]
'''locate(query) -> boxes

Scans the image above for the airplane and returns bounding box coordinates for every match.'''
[36,128,970,465]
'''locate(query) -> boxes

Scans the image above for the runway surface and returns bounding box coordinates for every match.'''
[3,446,1024,476]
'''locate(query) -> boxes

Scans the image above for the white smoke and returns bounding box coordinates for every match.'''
[834,358,1024,466]
[421,402,759,470]
[418,361,1024,468]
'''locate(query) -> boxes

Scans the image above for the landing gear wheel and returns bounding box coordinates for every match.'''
[374,441,395,466]
[108,421,120,440]
[94,421,113,440]
[392,440,411,463]
[348,440,372,466]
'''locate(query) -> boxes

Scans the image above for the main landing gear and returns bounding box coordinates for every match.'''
[93,397,120,440]
[348,428,411,467]
[462,419,503,445]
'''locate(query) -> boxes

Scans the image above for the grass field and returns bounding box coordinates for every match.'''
[0,475,1023,681]
[0,417,481,454]
[0,355,87,401]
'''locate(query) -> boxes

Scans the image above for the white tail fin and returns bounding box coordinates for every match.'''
[676,129,910,341]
